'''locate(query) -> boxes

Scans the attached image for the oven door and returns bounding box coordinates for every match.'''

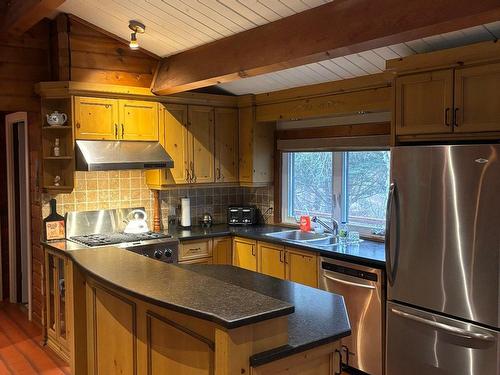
[319,258,384,375]
[387,301,499,375]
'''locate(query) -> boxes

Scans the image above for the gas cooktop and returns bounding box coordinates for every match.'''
[70,232,172,247]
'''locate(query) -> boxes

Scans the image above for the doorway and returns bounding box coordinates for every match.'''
[2,112,32,318]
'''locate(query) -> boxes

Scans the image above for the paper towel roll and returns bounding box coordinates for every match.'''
[181,197,191,227]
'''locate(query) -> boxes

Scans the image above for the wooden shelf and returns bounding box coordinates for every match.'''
[42,125,71,130]
[43,156,73,160]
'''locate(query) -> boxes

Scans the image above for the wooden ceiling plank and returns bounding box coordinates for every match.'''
[151,0,500,95]
[1,0,65,35]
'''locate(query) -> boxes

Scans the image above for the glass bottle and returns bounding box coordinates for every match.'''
[53,138,60,157]
[339,221,349,245]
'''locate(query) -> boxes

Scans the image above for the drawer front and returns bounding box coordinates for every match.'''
[179,257,213,265]
[179,240,212,261]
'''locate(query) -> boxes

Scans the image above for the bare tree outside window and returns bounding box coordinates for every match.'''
[285,150,390,230]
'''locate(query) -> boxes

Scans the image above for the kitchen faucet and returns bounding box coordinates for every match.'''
[311,216,339,236]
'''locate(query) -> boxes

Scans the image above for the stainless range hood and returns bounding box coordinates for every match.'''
[76,140,174,171]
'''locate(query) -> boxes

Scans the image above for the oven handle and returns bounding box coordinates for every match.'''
[323,272,376,290]
[391,307,496,342]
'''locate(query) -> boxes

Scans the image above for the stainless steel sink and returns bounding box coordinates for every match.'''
[264,230,332,242]
[306,236,340,246]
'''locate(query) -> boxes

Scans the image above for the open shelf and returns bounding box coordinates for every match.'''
[43,156,73,160]
[42,125,72,131]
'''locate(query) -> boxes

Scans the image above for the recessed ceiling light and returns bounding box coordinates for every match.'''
[129,20,145,50]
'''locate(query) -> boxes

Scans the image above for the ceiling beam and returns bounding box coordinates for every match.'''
[1,0,65,35]
[151,0,500,95]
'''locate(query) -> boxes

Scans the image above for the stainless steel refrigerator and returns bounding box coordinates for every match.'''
[386,144,500,375]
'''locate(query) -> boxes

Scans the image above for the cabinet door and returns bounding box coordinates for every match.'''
[395,70,454,135]
[188,106,214,184]
[233,238,257,271]
[163,104,190,184]
[285,248,318,288]
[119,100,159,141]
[258,242,285,280]
[238,106,254,183]
[74,97,118,140]
[214,108,238,183]
[454,63,500,133]
[213,237,233,265]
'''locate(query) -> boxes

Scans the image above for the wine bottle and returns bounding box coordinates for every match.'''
[44,199,65,241]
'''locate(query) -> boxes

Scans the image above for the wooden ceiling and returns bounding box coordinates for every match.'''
[218,22,500,94]
[58,0,332,56]
[57,0,500,95]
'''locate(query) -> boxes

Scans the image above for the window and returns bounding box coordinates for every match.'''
[282,150,390,235]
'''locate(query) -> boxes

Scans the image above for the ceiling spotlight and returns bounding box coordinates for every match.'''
[129,20,145,50]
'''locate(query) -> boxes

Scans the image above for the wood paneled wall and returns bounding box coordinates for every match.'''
[0,21,50,323]
[52,14,159,87]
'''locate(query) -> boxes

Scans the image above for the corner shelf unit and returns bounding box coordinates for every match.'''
[41,97,75,193]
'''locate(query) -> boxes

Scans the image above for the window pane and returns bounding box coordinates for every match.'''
[345,151,390,228]
[289,152,332,220]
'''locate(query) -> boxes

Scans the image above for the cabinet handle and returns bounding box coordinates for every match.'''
[185,168,191,183]
[121,123,124,138]
[251,247,256,257]
[284,252,288,264]
[444,107,450,126]
[279,250,284,263]
[454,108,460,127]
[114,124,118,138]
[76,122,81,129]
[189,247,202,252]
[190,161,196,183]
[216,167,221,180]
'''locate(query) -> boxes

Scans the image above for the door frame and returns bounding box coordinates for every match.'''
[5,112,32,318]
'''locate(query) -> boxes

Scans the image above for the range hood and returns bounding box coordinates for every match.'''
[76,140,174,171]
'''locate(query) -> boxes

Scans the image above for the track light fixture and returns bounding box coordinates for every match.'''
[129,20,145,50]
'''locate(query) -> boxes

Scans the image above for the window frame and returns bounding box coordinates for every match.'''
[281,150,388,239]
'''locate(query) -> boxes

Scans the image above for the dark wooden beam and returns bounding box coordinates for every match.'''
[152,0,500,95]
[1,0,65,35]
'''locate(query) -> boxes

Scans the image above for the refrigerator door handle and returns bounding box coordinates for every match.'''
[385,182,398,286]
[390,307,496,342]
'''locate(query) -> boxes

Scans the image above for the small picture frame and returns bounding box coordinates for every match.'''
[45,220,66,241]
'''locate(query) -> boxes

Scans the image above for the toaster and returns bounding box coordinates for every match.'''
[227,206,258,225]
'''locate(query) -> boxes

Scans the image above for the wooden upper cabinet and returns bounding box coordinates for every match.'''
[119,100,158,141]
[74,96,118,140]
[454,63,500,133]
[233,238,257,272]
[258,242,285,280]
[285,247,318,288]
[163,104,189,184]
[395,70,454,135]
[239,106,274,185]
[214,108,239,183]
[188,106,214,184]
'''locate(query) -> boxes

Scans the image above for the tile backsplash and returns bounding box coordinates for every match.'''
[42,171,274,230]
[159,185,274,228]
[42,170,154,223]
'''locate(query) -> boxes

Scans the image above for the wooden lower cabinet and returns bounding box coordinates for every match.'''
[212,237,232,265]
[233,237,257,271]
[44,248,71,362]
[258,242,285,279]
[285,247,318,288]
[255,241,318,288]
[81,276,341,375]
[179,239,212,263]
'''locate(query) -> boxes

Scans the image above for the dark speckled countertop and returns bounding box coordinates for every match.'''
[170,224,386,269]
[59,246,350,367]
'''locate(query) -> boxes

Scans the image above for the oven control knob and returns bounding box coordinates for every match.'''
[164,249,173,257]
[154,250,163,259]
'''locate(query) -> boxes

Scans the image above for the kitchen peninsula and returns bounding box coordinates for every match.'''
[44,240,350,375]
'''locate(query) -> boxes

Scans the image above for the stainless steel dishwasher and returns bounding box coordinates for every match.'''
[319,257,384,375]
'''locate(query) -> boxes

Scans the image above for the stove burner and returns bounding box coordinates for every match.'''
[70,232,172,247]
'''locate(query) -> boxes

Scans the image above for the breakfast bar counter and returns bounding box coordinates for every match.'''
[52,244,350,375]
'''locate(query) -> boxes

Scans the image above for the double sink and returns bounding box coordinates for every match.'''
[265,230,339,250]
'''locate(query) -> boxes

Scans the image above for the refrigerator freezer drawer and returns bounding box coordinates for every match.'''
[386,301,499,375]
